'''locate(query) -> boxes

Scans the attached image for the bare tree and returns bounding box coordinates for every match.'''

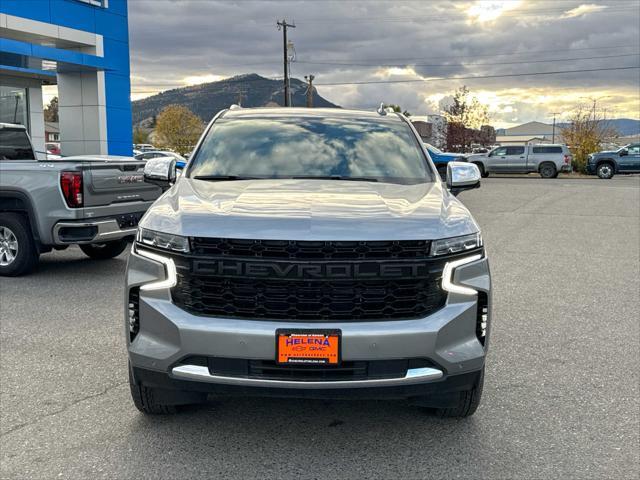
[154,105,204,155]
[560,100,618,173]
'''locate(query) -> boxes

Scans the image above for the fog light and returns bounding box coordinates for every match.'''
[128,288,140,341]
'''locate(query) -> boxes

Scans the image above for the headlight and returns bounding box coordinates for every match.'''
[430,232,482,256]
[136,228,190,253]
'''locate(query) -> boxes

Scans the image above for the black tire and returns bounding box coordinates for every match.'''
[435,368,484,418]
[539,162,557,179]
[79,239,128,260]
[474,163,489,178]
[596,162,615,179]
[0,213,39,277]
[129,367,177,415]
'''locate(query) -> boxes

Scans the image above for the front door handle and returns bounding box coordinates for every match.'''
[519,156,525,158]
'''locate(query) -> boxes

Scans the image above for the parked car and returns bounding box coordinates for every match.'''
[126,107,490,418]
[586,144,640,179]
[423,143,468,177]
[133,143,155,152]
[0,123,162,276]
[46,142,61,155]
[468,144,572,178]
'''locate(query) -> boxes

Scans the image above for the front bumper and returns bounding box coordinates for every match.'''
[126,248,491,398]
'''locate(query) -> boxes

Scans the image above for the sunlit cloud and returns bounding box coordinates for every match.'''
[562,4,607,18]
[182,74,227,86]
[466,0,522,23]
[374,67,419,78]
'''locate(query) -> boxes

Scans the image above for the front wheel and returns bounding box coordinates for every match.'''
[0,213,39,277]
[596,163,614,179]
[79,239,129,260]
[129,367,177,415]
[474,163,489,178]
[435,368,484,418]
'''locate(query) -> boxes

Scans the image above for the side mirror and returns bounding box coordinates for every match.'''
[619,149,628,156]
[447,161,481,196]
[144,156,176,189]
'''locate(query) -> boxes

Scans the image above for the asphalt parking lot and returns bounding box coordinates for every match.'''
[1,175,639,479]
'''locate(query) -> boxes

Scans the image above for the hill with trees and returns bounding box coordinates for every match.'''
[131,73,339,125]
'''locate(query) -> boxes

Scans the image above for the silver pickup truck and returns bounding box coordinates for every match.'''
[468,144,572,178]
[0,123,161,276]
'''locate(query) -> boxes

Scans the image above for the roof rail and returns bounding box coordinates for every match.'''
[229,104,242,110]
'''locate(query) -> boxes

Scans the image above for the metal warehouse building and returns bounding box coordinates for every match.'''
[0,0,132,156]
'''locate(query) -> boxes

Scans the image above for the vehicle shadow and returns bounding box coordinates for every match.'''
[23,248,128,278]
[122,396,492,479]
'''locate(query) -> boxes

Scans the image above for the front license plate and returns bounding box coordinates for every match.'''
[276,330,341,365]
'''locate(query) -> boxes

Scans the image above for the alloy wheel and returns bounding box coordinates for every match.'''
[0,226,19,266]
[598,165,612,178]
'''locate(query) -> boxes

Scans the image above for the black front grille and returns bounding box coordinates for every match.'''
[191,238,432,260]
[170,238,456,321]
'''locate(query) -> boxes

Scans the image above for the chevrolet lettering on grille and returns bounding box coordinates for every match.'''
[191,259,432,279]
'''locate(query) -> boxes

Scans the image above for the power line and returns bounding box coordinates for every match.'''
[294,44,640,65]
[315,66,640,86]
[296,52,639,68]
[259,5,639,25]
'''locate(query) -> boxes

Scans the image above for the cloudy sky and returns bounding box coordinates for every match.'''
[127,0,640,127]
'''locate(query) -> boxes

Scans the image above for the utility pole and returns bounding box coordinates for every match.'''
[304,74,315,108]
[277,19,295,107]
[550,112,560,143]
[236,86,246,106]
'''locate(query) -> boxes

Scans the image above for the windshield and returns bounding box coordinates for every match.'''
[188,115,434,184]
[424,143,443,154]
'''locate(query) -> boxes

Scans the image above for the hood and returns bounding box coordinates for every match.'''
[141,178,479,241]
[593,150,618,156]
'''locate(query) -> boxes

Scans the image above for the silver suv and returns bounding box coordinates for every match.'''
[126,107,491,417]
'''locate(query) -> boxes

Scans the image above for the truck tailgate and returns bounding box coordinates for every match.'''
[80,158,161,207]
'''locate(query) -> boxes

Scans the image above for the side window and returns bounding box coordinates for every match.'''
[506,146,525,155]
[532,146,562,154]
[628,145,640,154]
[492,147,507,156]
[0,129,35,160]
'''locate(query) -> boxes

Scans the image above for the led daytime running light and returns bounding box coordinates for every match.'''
[442,254,482,295]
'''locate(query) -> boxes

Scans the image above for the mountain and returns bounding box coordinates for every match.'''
[132,73,339,125]
[608,119,640,136]
[556,118,640,136]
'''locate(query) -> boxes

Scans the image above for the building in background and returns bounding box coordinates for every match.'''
[44,121,59,143]
[496,121,562,145]
[0,0,132,156]
[410,114,448,149]
[427,114,447,150]
[410,119,433,143]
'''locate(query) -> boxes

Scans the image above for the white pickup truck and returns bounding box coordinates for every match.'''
[468,144,572,178]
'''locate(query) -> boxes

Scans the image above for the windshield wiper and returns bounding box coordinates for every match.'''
[193,175,257,181]
[291,175,379,182]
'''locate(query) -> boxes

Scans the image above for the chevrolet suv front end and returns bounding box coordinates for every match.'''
[126,107,491,417]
